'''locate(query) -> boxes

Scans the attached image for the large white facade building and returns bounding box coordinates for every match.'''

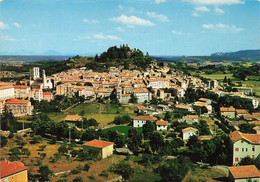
[0,86,15,100]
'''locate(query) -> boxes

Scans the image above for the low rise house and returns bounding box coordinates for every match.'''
[228,165,260,182]
[229,131,260,165]
[0,160,28,182]
[83,139,114,159]
[236,109,249,118]
[43,92,53,102]
[175,104,194,113]
[182,127,198,140]
[120,94,130,103]
[220,106,236,118]
[234,87,253,95]
[133,115,157,127]
[156,119,168,131]
[184,115,199,123]
[137,106,147,113]
[64,115,83,126]
[172,87,185,98]
[198,98,212,105]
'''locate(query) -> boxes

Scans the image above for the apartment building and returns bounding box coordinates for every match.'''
[0,85,14,100]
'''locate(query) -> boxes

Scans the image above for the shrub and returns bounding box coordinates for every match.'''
[73,176,84,182]
[84,163,90,171]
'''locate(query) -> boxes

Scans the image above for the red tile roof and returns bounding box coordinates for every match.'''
[199,98,210,102]
[13,85,29,89]
[133,88,149,93]
[0,160,28,178]
[182,127,198,133]
[0,85,13,90]
[228,165,260,179]
[134,116,157,121]
[220,106,235,112]
[43,92,52,95]
[229,131,260,144]
[156,119,168,126]
[83,139,113,148]
[5,99,29,104]
[137,106,146,110]
[236,109,248,114]
[64,115,82,122]
[187,115,199,119]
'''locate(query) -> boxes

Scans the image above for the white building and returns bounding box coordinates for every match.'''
[148,78,169,89]
[133,88,151,103]
[156,119,168,131]
[182,127,198,140]
[229,131,260,165]
[0,85,14,100]
[133,115,157,128]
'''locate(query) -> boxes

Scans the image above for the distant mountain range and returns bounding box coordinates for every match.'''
[211,49,260,58]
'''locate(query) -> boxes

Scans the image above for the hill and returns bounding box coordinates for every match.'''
[211,49,260,58]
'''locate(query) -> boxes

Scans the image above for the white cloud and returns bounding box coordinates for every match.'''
[202,24,215,29]
[202,23,244,31]
[13,22,21,28]
[172,30,191,35]
[195,6,210,12]
[82,18,99,23]
[215,7,225,14]
[116,27,125,32]
[147,12,169,22]
[93,33,122,41]
[155,0,166,3]
[118,5,123,10]
[0,21,9,29]
[181,0,244,5]
[0,35,16,41]
[110,14,155,26]
[192,12,200,17]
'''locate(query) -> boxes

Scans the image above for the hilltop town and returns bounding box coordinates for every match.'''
[0,46,259,182]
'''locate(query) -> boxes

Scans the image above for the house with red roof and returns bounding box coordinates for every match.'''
[14,85,30,99]
[220,106,236,118]
[182,127,198,140]
[43,92,53,102]
[156,119,168,131]
[229,131,260,165]
[133,115,157,128]
[0,160,28,182]
[5,99,34,116]
[83,139,114,159]
[228,165,260,182]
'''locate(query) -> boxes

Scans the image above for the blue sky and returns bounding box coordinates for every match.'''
[0,0,259,56]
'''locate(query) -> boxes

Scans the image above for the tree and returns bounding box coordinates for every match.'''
[112,162,134,180]
[201,106,208,114]
[0,136,7,147]
[73,176,84,182]
[223,76,227,83]
[84,163,90,171]
[142,121,155,140]
[126,128,142,155]
[157,156,191,182]
[58,145,68,154]
[149,131,164,154]
[38,165,53,181]
[39,145,47,151]
[238,156,255,166]
[129,94,138,104]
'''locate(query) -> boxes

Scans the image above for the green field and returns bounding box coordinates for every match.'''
[103,126,143,136]
[196,72,260,96]
[47,103,137,126]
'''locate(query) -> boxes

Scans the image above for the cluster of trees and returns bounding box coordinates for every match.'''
[31,95,86,113]
[186,133,232,165]
[86,45,155,72]
[112,115,131,125]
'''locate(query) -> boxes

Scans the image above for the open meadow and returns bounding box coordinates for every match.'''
[47,103,138,126]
